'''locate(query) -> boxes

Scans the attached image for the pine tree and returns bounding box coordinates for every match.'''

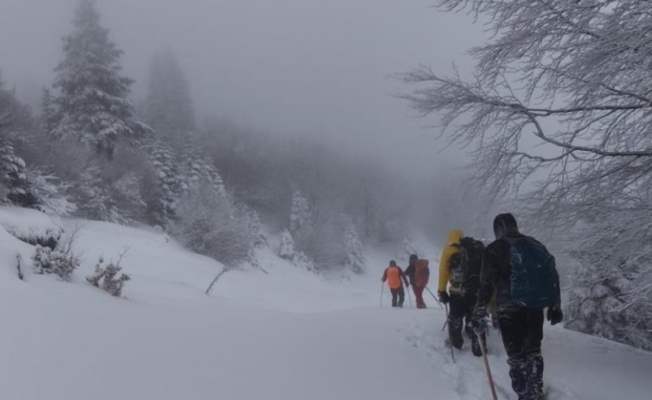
[50,0,149,159]
[146,50,195,143]
[397,236,419,264]
[0,78,34,207]
[39,87,60,133]
[278,229,296,260]
[289,190,311,233]
[180,143,226,197]
[343,221,365,274]
[147,141,182,227]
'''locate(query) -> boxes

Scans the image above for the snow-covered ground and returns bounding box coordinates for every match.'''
[0,207,650,400]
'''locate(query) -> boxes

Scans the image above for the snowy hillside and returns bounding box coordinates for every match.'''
[0,208,650,400]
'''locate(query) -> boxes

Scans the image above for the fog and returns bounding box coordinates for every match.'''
[0,0,484,177]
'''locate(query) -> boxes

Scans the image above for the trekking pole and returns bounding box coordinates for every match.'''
[445,303,455,363]
[477,327,498,400]
[442,303,449,332]
[380,282,384,307]
[424,286,444,309]
[406,286,413,307]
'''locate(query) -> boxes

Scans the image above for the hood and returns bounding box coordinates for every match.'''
[446,229,464,246]
[493,213,519,238]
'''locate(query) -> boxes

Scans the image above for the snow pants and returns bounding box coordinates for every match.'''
[448,292,485,353]
[390,286,405,307]
[498,309,545,400]
[412,285,426,308]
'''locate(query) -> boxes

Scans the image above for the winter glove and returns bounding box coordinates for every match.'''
[547,305,563,325]
[438,291,450,304]
[405,282,410,288]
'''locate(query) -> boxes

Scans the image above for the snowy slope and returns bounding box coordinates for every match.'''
[0,208,650,400]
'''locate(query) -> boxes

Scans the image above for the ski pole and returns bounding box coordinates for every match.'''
[424,286,444,309]
[380,282,385,307]
[477,327,498,400]
[444,303,455,363]
[406,286,413,307]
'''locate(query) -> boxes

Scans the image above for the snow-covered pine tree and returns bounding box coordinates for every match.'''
[49,0,149,159]
[180,144,226,197]
[343,222,365,274]
[278,229,296,260]
[0,78,35,207]
[39,87,60,134]
[278,229,315,272]
[397,236,419,263]
[247,210,267,249]
[146,50,195,148]
[289,190,311,233]
[146,141,182,227]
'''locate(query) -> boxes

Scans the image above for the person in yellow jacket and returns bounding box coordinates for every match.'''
[437,229,487,356]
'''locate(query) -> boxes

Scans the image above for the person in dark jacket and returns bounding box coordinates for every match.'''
[404,254,430,309]
[472,213,563,400]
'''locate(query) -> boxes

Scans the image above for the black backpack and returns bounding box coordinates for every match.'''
[449,237,485,295]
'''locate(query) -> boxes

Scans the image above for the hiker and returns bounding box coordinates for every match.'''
[404,254,429,308]
[381,260,409,307]
[472,213,563,400]
[437,229,487,356]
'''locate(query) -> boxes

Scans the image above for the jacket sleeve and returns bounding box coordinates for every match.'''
[400,268,409,286]
[476,245,499,312]
[381,268,387,282]
[438,247,452,292]
[404,265,414,281]
[552,258,562,306]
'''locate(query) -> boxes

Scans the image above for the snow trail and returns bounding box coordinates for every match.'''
[0,210,650,399]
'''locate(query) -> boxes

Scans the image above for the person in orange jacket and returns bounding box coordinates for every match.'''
[404,254,430,308]
[381,260,409,307]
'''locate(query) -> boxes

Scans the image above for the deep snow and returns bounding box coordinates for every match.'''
[0,207,650,400]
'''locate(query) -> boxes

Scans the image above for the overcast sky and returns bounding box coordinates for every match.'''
[0,0,485,177]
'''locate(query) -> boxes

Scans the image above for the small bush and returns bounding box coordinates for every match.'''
[32,244,80,279]
[170,181,255,267]
[86,256,131,297]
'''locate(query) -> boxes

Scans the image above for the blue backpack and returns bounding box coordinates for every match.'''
[504,236,559,309]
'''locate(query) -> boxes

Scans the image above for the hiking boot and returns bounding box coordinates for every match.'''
[450,334,463,350]
[471,338,482,357]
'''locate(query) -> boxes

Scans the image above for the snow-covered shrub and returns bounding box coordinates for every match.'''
[31,224,82,280]
[86,257,130,297]
[32,244,80,280]
[24,169,76,217]
[566,209,652,351]
[0,206,63,249]
[170,181,255,267]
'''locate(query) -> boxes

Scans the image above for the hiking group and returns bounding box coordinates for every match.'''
[381,255,430,308]
[380,213,564,400]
